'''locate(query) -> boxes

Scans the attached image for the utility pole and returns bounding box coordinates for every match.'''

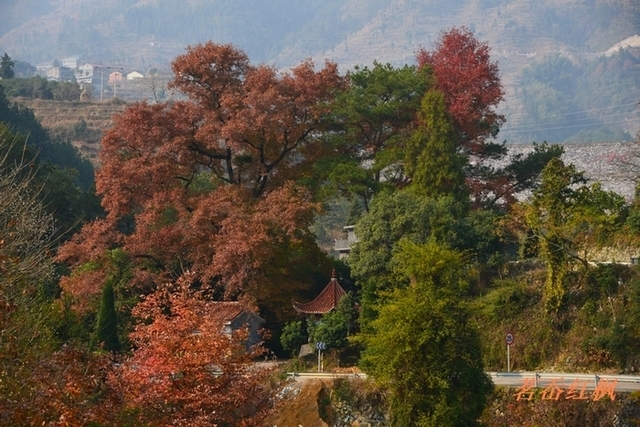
[95,65,124,101]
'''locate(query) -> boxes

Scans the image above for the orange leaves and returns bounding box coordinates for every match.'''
[58,43,337,308]
[167,42,345,196]
[169,42,250,109]
[23,347,119,426]
[193,183,318,295]
[97,101,205,218]
[112,275,273,426]
[56,220,123,304]
[220,59,344,196]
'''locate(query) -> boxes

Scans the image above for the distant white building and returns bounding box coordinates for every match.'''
[334,225,358,259]
[127,71,144,80]
[36,64,75,82]
[76,63,98,84]
[62,56,80,68]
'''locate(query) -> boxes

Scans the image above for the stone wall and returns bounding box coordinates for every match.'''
[504,141,638,201]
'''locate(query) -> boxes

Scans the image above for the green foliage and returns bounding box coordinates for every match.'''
[323,62,429,208]
[522,158,626,312]
[360,241,492,427]
[92,280,121,352]
[50,81,81,101]
[0,126,62,414]
[473,279,541,324]
[473,259,640,373]
[477,142,565,208]
[406,90,467,202]
[0,53,15,79]
[626,207,640,233]
[350,190,503,327]
[587,264,620,298]
[571,265,640,369]
[0,76,80,101]
[0,85,94,188]
[392,239,470,294]
[50,293,95,345]
[471,276,559,370]
[0,85,101,236]
[309,293,356,350]
[0,76,53,99]
[280,320,308,357]
[104,248,137,351]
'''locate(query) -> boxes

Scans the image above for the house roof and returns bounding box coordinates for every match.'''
[209,301,264,325]
[292,269,347,314]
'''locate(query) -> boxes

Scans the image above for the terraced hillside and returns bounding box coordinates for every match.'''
[13,98,128,164]
[11,98,639,202]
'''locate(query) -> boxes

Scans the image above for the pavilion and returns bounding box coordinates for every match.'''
[292,269,347,315]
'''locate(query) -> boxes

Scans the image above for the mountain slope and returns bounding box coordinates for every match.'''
[0,0,638,142]
[2,0,637,68]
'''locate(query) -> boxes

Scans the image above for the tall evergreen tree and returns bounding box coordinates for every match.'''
[406,90,467,202]
[360,240,492,426]
[0,53,15,79]
[323,62,428,210]
[93,280,121,352]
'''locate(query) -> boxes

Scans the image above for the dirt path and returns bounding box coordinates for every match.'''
[267,379,330,427]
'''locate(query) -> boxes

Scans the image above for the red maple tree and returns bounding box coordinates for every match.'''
[416,27,527,208]
[110,273,275,426]
[57,43,343,308]
[416,26,505,155]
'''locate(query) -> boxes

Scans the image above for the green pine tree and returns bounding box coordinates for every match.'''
[0,53,15,79]
[406,90,467,202]
[93,280,121,352]
[360,240,492,426]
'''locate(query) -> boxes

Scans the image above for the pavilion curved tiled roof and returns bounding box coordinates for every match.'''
[292,269,347,314]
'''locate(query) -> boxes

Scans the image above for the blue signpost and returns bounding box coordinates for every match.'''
[316,342,327,372]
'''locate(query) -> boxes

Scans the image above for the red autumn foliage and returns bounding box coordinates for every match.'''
[110,273,275,427]
[0,346,120,426]
[416,27,505,154]
[57,42,342,306]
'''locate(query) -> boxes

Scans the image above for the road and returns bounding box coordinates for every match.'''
[287,371,640,393]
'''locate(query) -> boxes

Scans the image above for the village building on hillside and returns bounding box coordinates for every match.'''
[76,63,97,84]
[209,301,265,348]
[62,56,80,69]
[334,225,357,259]
[108,70,124,84]
[292,269,347,315]
[36,64,75,82]
[127,71,144,80]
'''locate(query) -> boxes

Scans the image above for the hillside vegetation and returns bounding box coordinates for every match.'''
[2,25,640,425]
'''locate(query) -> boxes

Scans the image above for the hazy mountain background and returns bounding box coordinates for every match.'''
[0,0,639,143]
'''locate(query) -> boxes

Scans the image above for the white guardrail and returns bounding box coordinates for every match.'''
[489,371,640,390]
[288,371,640,390]
[287,372,368,380]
